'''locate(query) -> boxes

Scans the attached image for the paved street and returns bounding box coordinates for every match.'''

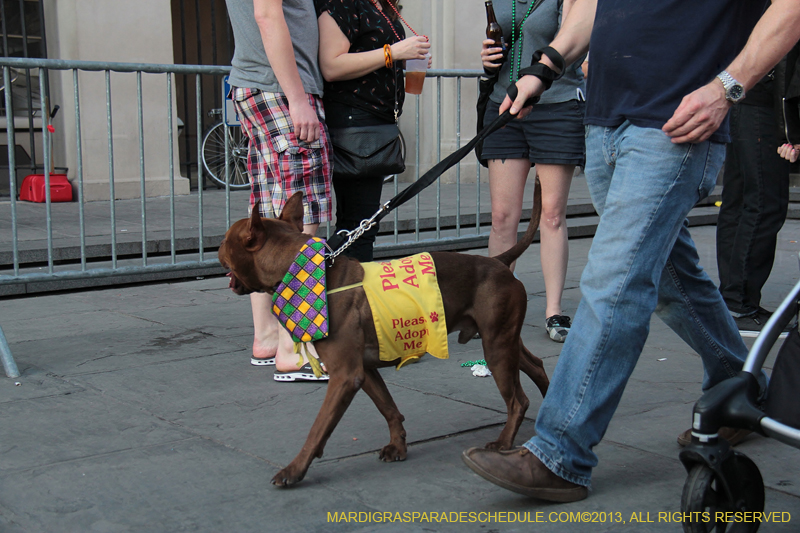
[1,212,799,532]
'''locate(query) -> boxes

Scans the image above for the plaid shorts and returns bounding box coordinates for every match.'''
[231,87,332,224]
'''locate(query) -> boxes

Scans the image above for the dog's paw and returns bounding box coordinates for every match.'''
[271,467,306,487]
[378,443,407,462]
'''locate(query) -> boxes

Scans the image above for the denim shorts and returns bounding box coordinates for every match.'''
[481,99,586,167]
[232,87,332,224]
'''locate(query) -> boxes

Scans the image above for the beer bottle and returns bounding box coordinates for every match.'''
[485,1,505,51]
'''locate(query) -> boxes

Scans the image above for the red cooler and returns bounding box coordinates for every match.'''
[19,174,73,203]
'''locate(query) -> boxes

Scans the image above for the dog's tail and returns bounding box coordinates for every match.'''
[493,178,542,268]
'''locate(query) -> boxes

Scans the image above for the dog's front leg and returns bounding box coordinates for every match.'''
[272,373,363,487]
[361,368,408,462]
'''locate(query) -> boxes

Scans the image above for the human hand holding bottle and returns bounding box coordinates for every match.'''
[483,0,505,73]
[481,39,505,72]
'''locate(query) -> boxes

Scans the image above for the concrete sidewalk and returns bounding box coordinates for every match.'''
[1,221,799,532]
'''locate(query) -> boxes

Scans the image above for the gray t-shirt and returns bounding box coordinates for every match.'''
[226,0,324,96]
[490,0,585,105]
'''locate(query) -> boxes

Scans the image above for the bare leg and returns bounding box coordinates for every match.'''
[535,164,574,319]
[487,158,533,271]
[251,292,281,361]
[252,223,321,371]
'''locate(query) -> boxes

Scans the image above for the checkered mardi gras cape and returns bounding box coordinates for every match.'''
[271,238,329,343]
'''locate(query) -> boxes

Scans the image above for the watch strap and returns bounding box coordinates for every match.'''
[717,70,745,103]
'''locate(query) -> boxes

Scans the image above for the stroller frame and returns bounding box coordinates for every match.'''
[678,275,800,532]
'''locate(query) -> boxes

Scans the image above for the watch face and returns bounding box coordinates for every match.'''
[728,84,744,102]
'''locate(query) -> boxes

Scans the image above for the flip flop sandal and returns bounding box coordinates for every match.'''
[274,363,329,382]
[251,356,276,366]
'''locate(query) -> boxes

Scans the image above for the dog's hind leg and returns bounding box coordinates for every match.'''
[482,337,530,451]
[272,372,363,487]
[520,343,549,397]
[361,368,408,462]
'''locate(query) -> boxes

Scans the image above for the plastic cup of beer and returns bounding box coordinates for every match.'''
[405,55,429,95]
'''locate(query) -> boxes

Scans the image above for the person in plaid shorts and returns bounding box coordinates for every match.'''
[226,0,332,381]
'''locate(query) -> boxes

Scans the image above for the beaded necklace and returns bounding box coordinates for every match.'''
[368,0,420,41]
[384,0,421,37]
[509,0,537,83]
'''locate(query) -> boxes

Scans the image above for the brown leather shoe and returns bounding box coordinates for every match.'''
[677,427,753,447]
[462,447,588,502]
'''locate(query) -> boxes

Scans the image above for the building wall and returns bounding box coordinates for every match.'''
[33,0,487,201]
[395,0,485,184]
[44,0,189,201]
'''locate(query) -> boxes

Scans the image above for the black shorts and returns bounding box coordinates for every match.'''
[481,99,586,167]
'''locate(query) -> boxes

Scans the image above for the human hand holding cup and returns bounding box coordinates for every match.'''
[405,54,430,94]
[392,36,430,95]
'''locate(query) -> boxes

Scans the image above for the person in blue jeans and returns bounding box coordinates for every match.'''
[462,0,800,503]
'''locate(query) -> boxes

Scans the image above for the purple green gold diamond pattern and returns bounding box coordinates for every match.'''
[271,238,329,342]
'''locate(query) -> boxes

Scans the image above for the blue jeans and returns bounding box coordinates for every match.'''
[524,122,755,487]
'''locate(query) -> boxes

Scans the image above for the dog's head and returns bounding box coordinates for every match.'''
[218,192,308,295]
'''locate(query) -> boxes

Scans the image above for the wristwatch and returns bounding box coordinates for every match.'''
[716,71,745,104]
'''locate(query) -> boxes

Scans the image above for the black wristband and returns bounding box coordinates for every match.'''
[516,62,559,91]
[506,82,540,109]
[530,46,566,80]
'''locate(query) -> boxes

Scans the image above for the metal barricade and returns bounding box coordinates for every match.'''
[1,58,231,292]
[0,58,500,376]
[0,58,494,292]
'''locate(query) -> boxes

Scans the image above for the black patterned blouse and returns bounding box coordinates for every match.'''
[315,0,406,122]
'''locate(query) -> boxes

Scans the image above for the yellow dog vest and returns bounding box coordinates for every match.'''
[359,253,449,369]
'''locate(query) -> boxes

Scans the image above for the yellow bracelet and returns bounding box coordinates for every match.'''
[384,44,393,69]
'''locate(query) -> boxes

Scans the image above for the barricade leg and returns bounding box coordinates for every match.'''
[1,325,20,378]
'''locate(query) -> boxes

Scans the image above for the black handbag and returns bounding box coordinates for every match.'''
[329,61,405,179]
[329,123,405,178]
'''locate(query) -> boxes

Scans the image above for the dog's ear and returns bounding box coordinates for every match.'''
[246,202,267,252]
[278,192,305,233]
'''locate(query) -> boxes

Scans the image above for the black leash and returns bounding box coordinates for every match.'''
[325,84,538,261]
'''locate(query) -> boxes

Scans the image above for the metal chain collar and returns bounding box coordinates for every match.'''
[324,201,391,262]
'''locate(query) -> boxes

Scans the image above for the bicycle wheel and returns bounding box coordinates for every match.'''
[201,121,251,189]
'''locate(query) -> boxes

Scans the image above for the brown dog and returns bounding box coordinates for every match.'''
[218,185,549,487]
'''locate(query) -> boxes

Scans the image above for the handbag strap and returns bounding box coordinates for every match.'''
[393,62,400,123]
[325,83,538,262]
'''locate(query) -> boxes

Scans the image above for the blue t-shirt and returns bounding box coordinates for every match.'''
[585,0,767,143]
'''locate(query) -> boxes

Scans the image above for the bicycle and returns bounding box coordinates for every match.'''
[201,108,250,189]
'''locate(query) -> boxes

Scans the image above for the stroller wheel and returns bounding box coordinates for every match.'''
[681,452,765,533]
